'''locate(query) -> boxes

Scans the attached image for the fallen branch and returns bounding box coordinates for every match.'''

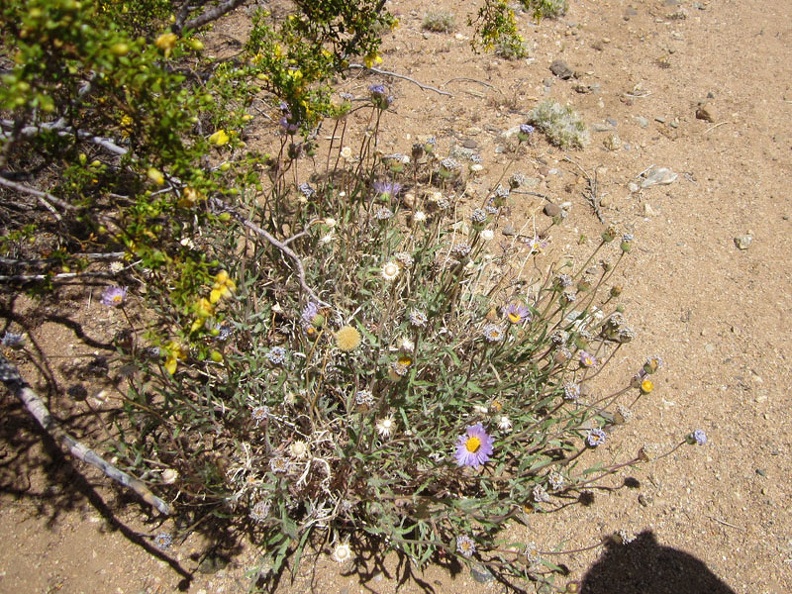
[0,354,172,516]
[348,64,453,97]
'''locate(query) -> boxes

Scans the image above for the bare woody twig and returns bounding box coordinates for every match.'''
[0,175,75,221]
[179,0,247,32]
[210,198,326,306]
[0,355,172,515]
[348,64,454,97]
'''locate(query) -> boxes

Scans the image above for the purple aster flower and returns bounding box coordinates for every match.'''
[482,323,505,343]
[100,286,127,307]
[302,302,320,325]
[369,84,393,109]
[456,535,477,558]
[455,422,494,468]
[691,429,707,445]
[502,302,532,324]
[579,350,597,368]
[586,428,607,447]
[373,180,402,198]
[520,123,535,136]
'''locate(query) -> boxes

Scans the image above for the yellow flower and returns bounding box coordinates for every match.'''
[364,52,383,68]
[335,325,362,352]
[209,129,229,146]
[164,341,187,374]
[179,186,204,207]
[209,270,236,304]
[147,167,165,185]
[155,32,178,56]
[640,378,654,394]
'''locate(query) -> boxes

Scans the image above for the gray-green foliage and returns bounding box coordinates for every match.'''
[423,11,456,33]
[528,100,590,149]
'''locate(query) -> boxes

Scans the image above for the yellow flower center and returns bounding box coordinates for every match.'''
[507,312,521,324]
[641,379,654,394]
[465,436,481,453]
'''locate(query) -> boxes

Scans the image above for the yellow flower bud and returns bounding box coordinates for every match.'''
[155,32,178,53]
[209,129,229,146]
[146,167,165,185]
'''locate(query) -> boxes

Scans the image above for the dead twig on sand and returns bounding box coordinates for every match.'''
[348,64,453,96]
[0,355,172,516]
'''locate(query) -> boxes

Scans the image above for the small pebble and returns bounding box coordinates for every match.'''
[544,203,562,217]
[734,234,753,250]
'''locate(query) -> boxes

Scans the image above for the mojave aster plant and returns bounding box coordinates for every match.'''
[117,92,705,592]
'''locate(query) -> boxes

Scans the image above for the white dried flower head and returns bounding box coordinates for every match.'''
[473,404,489,415]
[332,541,353,563]
[470,163,484,174]
[397,336,415,352]
[161,468,179,484]
[340,146,353,160]
[289,440,309,459]
[320,232,335,245]
[498,415,513,432]
[324,217,337,228]
[376,416,395,439]
[480,229,495,242]
[381,261,401,281]
[412,210,427,223]
[109,261,124,274]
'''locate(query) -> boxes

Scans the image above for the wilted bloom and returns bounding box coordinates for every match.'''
[643,355,663,374]
[394,252,414,268]
[411,210,427,224]
[495,415,512,433]
[480,229,495,241]
[548,471,565,491]
[269,456,290,473]
[299,182,316,198]
[482,323,505,343]
[376,416,395,438]
[374,207,393,221]
[563,382,581,401]
[525,235,547,254]
[289,440,309,459]
[579,350,597,368]
[1,331,25,349]
[251,406,270,424]
[533,484,550,503]
[455,423,494,468]
[250,500,271,523]
[409,309,428,327]
[267,346,286,365]
[502,302,531,324]
[101,286,127,307]
[153,532,173,550]
[690,429,707,445]
[340,146,353,160]
[456,535,477,558]
[381,261,401,281]
[336,325,362,352]
[355,390,374,406]
[586,428,607,447]
[332,541,353,563]
[470,208,488,225]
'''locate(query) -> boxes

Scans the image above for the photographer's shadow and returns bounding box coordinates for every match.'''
[580,530,736,594]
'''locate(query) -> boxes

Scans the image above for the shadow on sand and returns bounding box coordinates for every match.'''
[579,530,736,594]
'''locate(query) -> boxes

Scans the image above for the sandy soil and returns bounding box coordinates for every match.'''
[1,0,791,592]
